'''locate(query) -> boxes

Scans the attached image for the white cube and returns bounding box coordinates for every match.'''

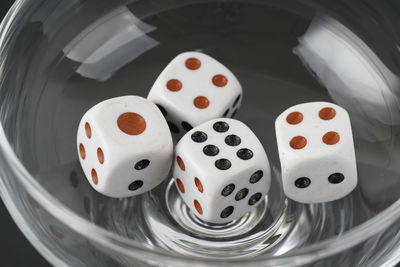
[173,118,271,224]
[77,96,173,198]
[148,51,242,136]
[275,102,357,203]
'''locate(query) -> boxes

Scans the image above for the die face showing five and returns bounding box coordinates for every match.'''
[77,96,173,198]
[275,102,357,203]
[147,52,242,136]
[173,118,271,224]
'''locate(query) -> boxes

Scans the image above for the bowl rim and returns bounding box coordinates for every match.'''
[1,0,400,265]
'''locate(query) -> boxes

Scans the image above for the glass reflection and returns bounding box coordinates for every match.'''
[294,15,400,208]
[35,162,95,218]
[63,6,159,81]
[31,0,80,37]
[294,15,400,142]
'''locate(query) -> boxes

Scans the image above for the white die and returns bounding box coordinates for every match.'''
[147,51,242,136]
[173,118,271,224]
[275,102,357,203]
[77,96,173,198]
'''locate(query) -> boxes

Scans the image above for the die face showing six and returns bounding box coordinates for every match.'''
[77,96,173,198]
[147,52,242,136]
[173,118,271,224]
[275,102,357,203]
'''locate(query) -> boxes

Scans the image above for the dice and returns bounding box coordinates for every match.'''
[275,102,357,203]
[148,52,242,137]
[173,118,271,224]
[77,96,173,198]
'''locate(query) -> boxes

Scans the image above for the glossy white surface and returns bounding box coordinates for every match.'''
[173,118,271,223]
[77,96,173,197]
[148,51,242,137]
[275,102,357,203]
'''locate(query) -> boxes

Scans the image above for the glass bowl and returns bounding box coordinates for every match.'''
[1,0,400,266]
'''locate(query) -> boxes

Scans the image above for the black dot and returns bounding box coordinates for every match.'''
[233,94,241,107]
[215,158,231,170]
[222,108,230,117]
[213,121,229,132]
[328,173,344,184]
[156,104,167,117]
[249,170,263,184]
[248,193,262,206]
[134,159,150,170]
[295,177,311,188]
[225,134,241,146]
[167,121,179,134]
[203,145,219,156]
[235,188,249,201]
[237,148,253,160]
[221,184,235,196]
[191,131,207,143]
[128,180,143,191]
[181,121,193,132]
[220,206,234,218]
[231,109,238,118]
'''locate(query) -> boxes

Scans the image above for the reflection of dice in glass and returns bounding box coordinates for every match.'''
[77,96,173,198]
[36,163,94,218]
[275,102,357,203]
[148,52,242,137]
[173,119,271,224]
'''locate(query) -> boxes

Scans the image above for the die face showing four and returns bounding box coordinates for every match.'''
[173,119,271,224]
[147,52,242,136]
[77,96,173,198]
[275,102,357,203]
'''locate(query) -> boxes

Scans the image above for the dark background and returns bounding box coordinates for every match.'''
[0,3,51,267]
[0,1,399,267]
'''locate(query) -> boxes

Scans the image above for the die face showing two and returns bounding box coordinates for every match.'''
[77,96,173,198]
[275,102,357,203]
[147,52,242,136]
[173,118,271,224]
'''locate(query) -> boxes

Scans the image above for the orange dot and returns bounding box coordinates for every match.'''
[194,177,203,193]
[91,169,98,185]
[166,79,182,92]
[323,131,340,145]
[286,112,303,125]
[117,112,146,135]
[319,107,336,120]
[290,136,307,149]
[79,143,86,159]
[176,178,185,193]
[185,57,201,70]
[194,200,203,215]
[85,122,92,138]
[49,225,64,239]
[27,195,40,209]
[212,74,228,87]
[177,156,185,171]
[97,147,104,164]
[193,96,210,109]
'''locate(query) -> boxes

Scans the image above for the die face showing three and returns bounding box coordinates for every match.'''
[77,96,173,198]
[173,118,271,224]
[275,102,357,203]
[147,52,242,136]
